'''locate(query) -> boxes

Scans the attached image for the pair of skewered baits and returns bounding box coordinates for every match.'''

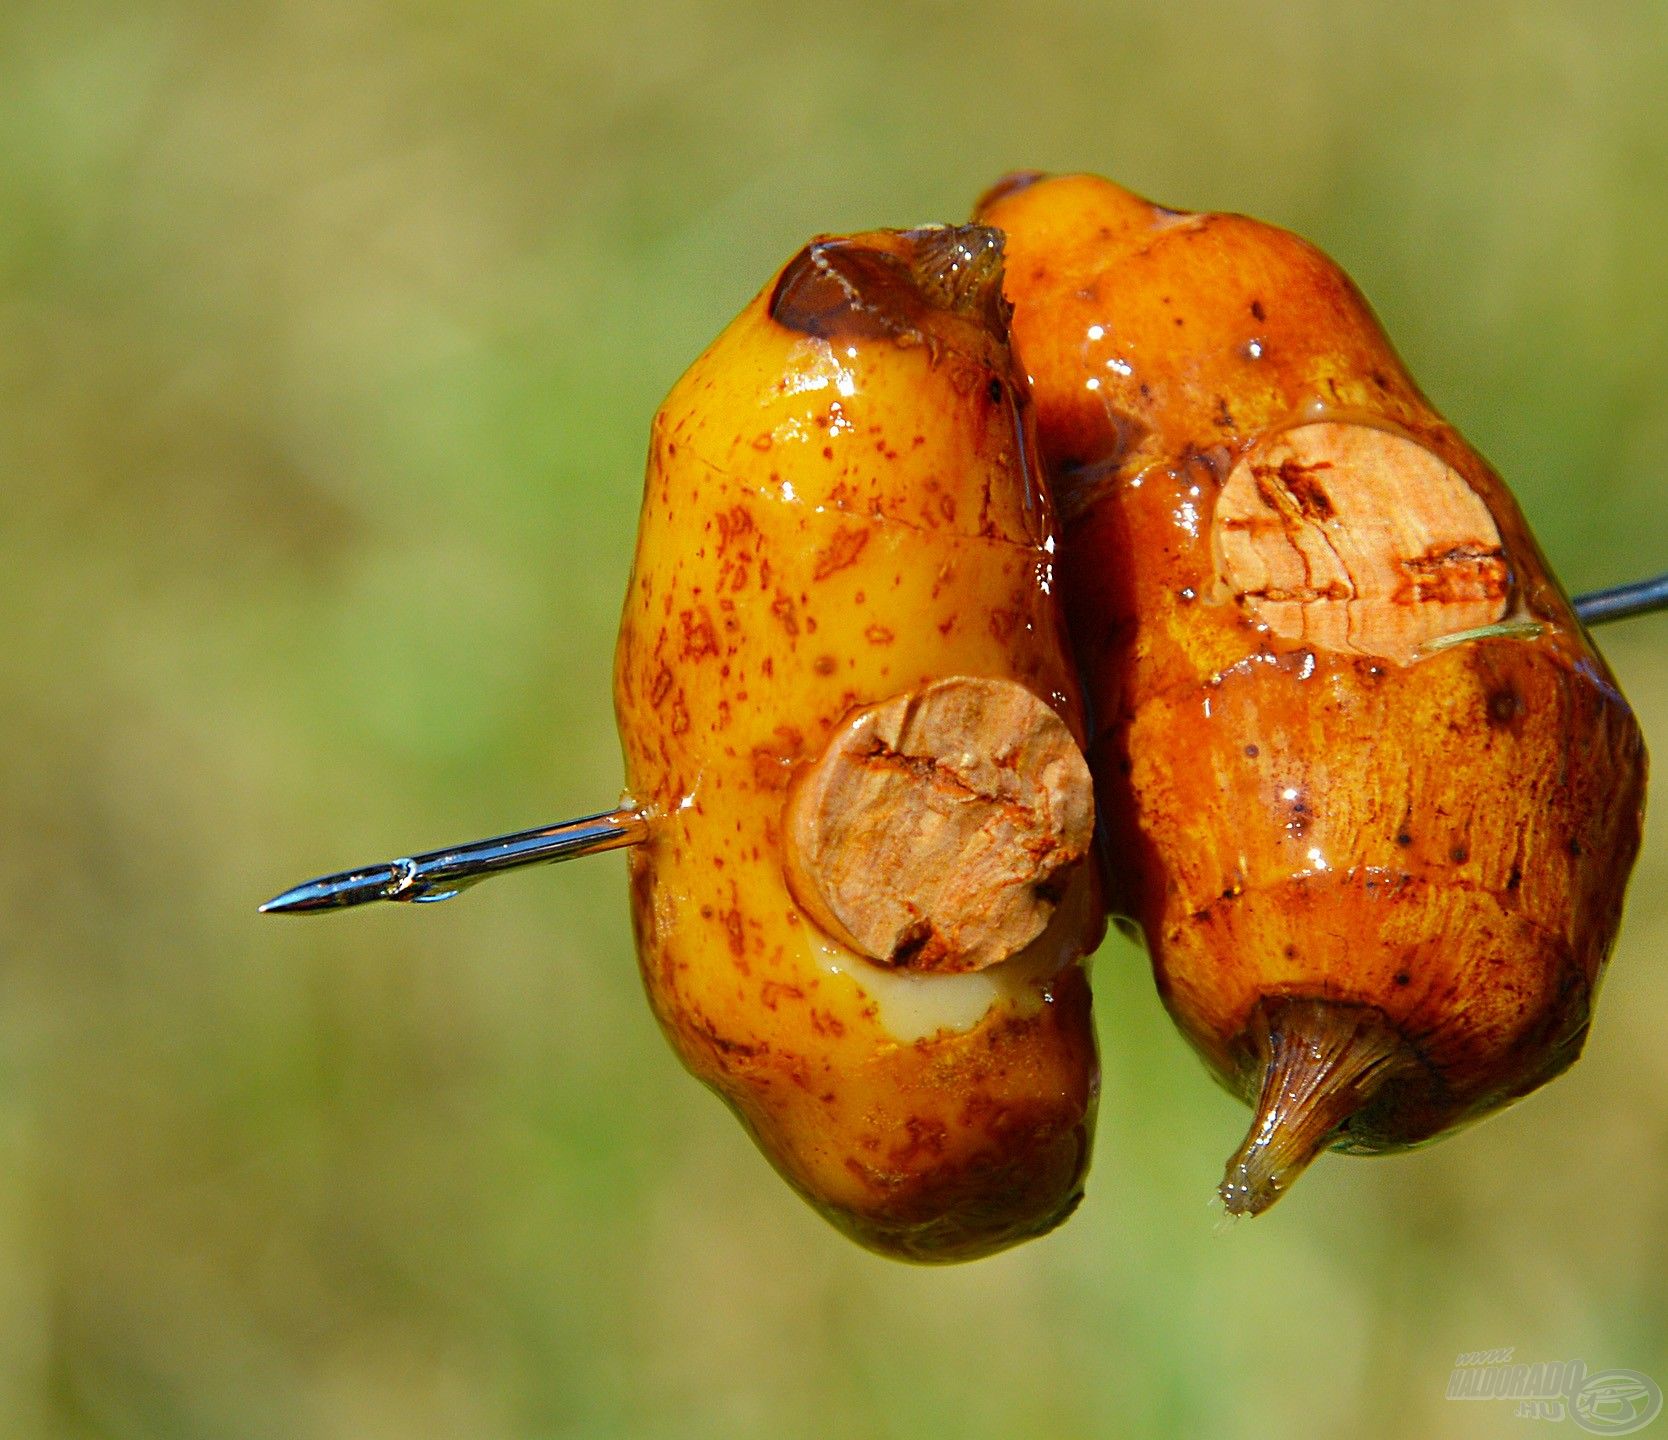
[266,174,1654,1263]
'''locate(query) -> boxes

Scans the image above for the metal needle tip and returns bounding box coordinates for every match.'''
[259,807,649,916]
[259,864,408,914]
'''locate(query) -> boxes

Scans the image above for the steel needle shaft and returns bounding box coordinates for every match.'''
[258,569,1666,917]
[1574,571,1668,628]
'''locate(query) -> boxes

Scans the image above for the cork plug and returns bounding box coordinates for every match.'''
[1215,422,1510,664]
[783,676,1094,973]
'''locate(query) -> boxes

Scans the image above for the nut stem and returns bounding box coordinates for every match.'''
[1219,998,1415,1216]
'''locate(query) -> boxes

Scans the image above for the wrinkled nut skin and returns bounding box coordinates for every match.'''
[978,173,1647,1150]
[613,226,1102,1261]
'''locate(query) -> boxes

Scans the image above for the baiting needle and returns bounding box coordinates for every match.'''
[258,808,649,914]
[258,570,1667,917]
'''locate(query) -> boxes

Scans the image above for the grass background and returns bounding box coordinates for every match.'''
[1,2,1665,1436]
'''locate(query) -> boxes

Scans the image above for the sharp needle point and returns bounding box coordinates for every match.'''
[258,863,407,915]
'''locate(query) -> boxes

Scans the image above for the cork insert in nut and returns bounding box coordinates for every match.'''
[1214,422,1510,664]
[782,676,1094,974]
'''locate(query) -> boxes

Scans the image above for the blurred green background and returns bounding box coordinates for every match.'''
[2,2,1665,1436]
